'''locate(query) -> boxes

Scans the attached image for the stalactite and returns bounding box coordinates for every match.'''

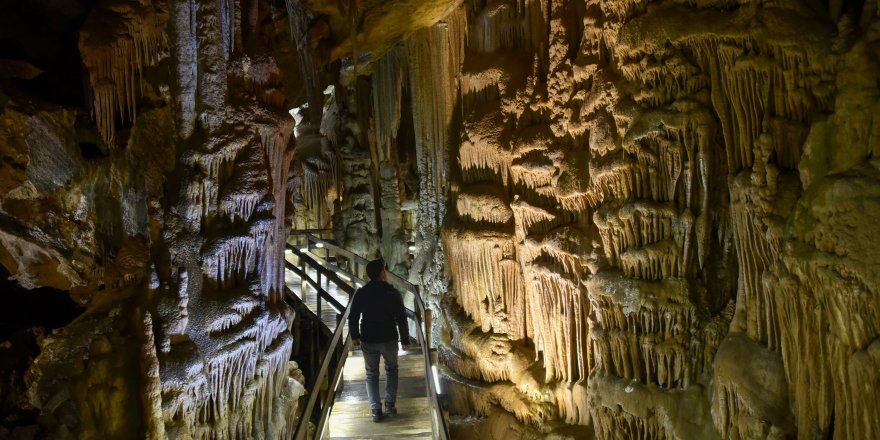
[407,6,467,207]
[295,130,337,228]
[524,266,589,382]
[771,231,880,440]
[261,120,297,299]
[445,376,558,427]
[205,339,258,419]
[729,173,784,350]
[459,137,511,184]
[456,188,514,225]
[553,382,590,426]
[443,228,524,337]
[220,194,262,223]
[690,38,832,173]
[372,48,405,158]
[587,273,705,389]
[80,3,168,146]
[220,0,238,57]
[510,160,555,190]
[284,0,324,125]
[198,141,245,182]
[591,405,666,440]
[510,199,555,242]
[444,313,518,384]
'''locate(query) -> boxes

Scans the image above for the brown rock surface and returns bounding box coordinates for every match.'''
[1,0,305,438]
[292,0,880,438]
[1,0,879,439]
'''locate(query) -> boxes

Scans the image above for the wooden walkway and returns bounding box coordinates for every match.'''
[323,349,432,439]
[283,244,436,439]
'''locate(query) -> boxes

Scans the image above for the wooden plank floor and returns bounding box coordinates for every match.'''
[283,242,435,439]
[325,350,433,439]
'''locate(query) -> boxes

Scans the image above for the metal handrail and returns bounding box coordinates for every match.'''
[285,254,347,313]
[289,244,356,440]
[289,232,449,440]
[291,228,333,236]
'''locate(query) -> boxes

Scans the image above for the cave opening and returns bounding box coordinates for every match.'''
[0,266,85,341]
[0,0,94,108]
[0,266,84,433]
[78,141,105,159]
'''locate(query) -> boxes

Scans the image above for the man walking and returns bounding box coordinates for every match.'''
[349,258,411,422]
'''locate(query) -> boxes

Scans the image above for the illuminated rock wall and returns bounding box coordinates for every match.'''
[0,0,305,437]
[439,1,879,438]
[302,0,880,438]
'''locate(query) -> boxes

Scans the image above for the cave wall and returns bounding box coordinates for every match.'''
[4,0,876,437]
[0,0,307,437]
[298,0,880,438]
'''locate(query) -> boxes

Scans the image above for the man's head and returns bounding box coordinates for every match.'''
[366,259,387,281]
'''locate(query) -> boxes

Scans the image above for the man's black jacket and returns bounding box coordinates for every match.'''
[348,280,410,344]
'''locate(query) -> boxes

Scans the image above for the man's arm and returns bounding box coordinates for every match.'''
[392,288,410,345]
[348,289,362,343]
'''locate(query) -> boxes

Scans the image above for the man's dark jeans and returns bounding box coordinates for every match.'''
[361,341,399,411]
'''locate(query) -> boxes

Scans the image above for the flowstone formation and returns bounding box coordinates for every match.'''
[293,0,880,438]
[1,0,307,438]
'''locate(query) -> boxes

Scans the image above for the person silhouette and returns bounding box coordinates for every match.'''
[349,258,411,422]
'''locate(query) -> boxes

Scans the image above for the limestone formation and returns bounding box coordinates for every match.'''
[1,0,879,439]
[289,0,880,439]
[1,0,304,438]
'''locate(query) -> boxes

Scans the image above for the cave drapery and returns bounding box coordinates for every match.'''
[1,0,879,439]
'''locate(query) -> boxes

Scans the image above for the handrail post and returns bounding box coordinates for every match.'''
[300,257,307,302]
[327,248,333,288]
[316,277,322,320]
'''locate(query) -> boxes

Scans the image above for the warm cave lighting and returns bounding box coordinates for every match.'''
[432,365,442,394]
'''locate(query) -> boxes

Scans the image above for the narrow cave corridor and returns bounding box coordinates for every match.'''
[1,0,879,439]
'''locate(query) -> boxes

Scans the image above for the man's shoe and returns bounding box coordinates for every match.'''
[371,409,383,422]
[385,403,397,416]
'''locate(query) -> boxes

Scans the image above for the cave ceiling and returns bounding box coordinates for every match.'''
[300,0,463,65]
